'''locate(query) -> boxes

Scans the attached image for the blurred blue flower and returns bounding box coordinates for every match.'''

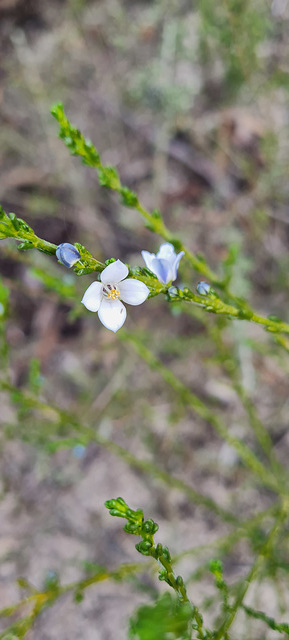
[72,444,86,459]
[56,243,81,268]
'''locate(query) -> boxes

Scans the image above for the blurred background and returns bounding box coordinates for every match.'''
[1,0,289,637]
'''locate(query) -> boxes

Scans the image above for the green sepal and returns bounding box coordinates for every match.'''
[74,242,92,256]
[17,240,35,251]
[16,218,34,233]
[75,267,96,276]
[8,212,20,230]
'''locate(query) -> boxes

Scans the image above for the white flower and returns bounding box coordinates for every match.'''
[81,259,149,332]
[141,243,184,285]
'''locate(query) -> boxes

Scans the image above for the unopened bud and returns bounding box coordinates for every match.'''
[56,243,81,268]
[197,281,211,296]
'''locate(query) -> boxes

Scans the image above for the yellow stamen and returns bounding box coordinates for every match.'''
[107,288,120,300]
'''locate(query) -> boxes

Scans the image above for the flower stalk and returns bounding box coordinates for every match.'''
[1,204,289,338]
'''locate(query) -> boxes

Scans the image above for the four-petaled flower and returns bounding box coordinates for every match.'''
[81,260,149,332]
[141,243,184,285]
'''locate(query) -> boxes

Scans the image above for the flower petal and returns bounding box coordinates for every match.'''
[156,243,176,261]
[151,258,173,284]
[98,298,127,332]
[101,260,129,285]
[118,279,150,305]
[171,251,185,280]
[81,281,103,312]
[141,250,156,272]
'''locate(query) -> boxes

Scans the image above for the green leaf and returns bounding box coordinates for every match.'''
[8,212,20,230]
[120,187,139,207]
[98,166,120,190]
[17,240,35,251]
[51,103,100,167]
[129,593,192,640]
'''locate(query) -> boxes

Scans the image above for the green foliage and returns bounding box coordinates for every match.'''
[1,11,289,633]
[105,498,207,637]
[50,103,101,167]
[0,277,9,319]
[30,266,77,298]
[242,604,289,635]
[128,593,192,640]
[0,206,57,254]
[105,498,191,604]
[198,0,270,97]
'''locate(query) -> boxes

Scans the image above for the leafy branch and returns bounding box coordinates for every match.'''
[120,331,286,496]
[241,603,289,635]
[0,562,144,639]
[105,497,205,638]
[1,202,289,336]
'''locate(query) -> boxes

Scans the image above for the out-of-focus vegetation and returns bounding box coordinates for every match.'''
[1,0,289,638]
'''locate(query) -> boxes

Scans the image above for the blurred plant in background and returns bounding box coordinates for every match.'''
[1,0,289,638]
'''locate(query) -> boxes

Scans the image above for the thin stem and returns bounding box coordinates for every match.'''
[186,307,283,476]
[121,332,285,496]
[0,379,239,525]
[214,501,289,639]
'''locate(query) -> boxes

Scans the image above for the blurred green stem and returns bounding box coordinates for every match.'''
[0,379,238,525]
[184,306,283,477]
[214,500,289,639]
[121,331,286,496]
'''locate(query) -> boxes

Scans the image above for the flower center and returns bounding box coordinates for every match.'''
[103,284,120,300]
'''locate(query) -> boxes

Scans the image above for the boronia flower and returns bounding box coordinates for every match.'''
[81,260,149,332]
[56,243,81,268]
[141,243,184,285]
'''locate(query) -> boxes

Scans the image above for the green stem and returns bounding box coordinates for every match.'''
[2,203,289,337]
[121,332,285,495]
[173,502,279,567]
[189,310,283,477]
[0,379,238,525]
[169,287,289,335]
[0,562,145,635]
[214,500,289,639]
[105,497,204,636]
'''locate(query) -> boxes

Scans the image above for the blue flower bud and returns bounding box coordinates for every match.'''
[72,444,86,459]
[197,281,211,296]
[56,243,81,268]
